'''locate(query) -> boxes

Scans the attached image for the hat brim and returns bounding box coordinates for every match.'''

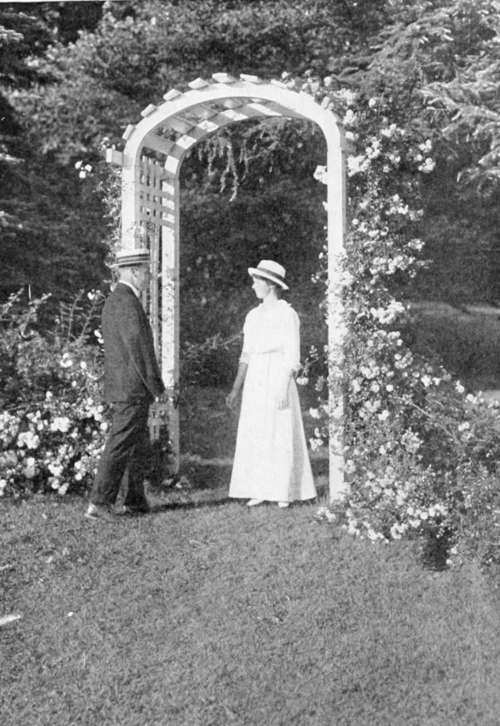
[248,267,289,290]
[113,254,150,268]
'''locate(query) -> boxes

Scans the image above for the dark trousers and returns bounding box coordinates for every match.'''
[90,399,151,507]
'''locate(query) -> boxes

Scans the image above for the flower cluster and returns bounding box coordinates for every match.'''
[298,76,500,567]
[0,290,107,497]
[74,160,93,179]
[0,395,106,497]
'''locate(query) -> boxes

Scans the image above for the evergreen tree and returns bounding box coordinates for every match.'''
[0,3,106,301]
[3,0,500,305]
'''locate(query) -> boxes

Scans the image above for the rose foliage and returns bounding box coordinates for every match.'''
[293,74,500,568]
[0,290,106,498]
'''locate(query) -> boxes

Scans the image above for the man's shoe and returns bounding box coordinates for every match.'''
[247,499,265,507]
[84,503,116,522]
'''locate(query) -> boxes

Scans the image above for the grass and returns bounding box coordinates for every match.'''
[2,384,500,725]
[2,495,500,726]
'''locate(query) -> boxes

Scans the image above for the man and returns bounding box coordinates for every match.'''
[85,248,165,521]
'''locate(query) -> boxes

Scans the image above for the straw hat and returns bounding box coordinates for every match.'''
[114,247,150,267]
[248,260,289,290]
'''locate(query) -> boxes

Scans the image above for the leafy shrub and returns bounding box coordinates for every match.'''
[403,303,500,391]
[180,333,241,388]
[296,74,500,568]
[0,290,106,497]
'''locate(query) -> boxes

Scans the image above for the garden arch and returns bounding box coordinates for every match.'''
[106,74,347,501]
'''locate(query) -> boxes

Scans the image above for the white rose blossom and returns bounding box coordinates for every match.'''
[418,157,435,173]
[313,165,328,184]
[347,154,369,176]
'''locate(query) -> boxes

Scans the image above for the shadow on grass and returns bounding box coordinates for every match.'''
[420,528,454,572]
[150,497,233,513]
[148,455,328,512]
[179,461,232,490]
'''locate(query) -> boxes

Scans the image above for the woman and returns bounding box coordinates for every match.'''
[226,260,316,507]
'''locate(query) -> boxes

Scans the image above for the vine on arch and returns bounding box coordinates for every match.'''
[289,74,500,567]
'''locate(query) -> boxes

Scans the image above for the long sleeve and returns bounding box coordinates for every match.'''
[119,301,165,398]
[239,314,251,365]
[282,307,301,373]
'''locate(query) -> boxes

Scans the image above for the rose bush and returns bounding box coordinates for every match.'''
[291,74,500,568]
[0,290,107,497]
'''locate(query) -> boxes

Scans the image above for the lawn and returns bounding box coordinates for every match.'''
[2,384,500,725]
[2,492,500,726]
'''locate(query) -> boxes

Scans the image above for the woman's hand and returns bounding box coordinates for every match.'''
[277,383,290,410]
[226,362,247,411]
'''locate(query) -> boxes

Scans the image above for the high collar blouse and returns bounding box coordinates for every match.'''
[239,299,301,373]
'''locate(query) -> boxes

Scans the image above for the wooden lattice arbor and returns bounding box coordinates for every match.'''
[106,73,348,501]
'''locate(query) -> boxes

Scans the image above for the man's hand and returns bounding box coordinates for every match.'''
[225,389,238,410]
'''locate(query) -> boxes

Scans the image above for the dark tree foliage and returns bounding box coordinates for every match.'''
[0,3,106,301]
[2,0,500,311]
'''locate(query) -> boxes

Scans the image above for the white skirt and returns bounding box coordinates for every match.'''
[229,351,316,502]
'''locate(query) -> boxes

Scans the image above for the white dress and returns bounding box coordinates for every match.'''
[229,299,316,503]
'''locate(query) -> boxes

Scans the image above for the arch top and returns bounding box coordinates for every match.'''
[109,74,347,165]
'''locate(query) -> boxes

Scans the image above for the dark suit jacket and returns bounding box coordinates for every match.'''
[101,282,165,403]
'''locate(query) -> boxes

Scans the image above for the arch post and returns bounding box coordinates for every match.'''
[326,141,347,502]
[160,173,180,466]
